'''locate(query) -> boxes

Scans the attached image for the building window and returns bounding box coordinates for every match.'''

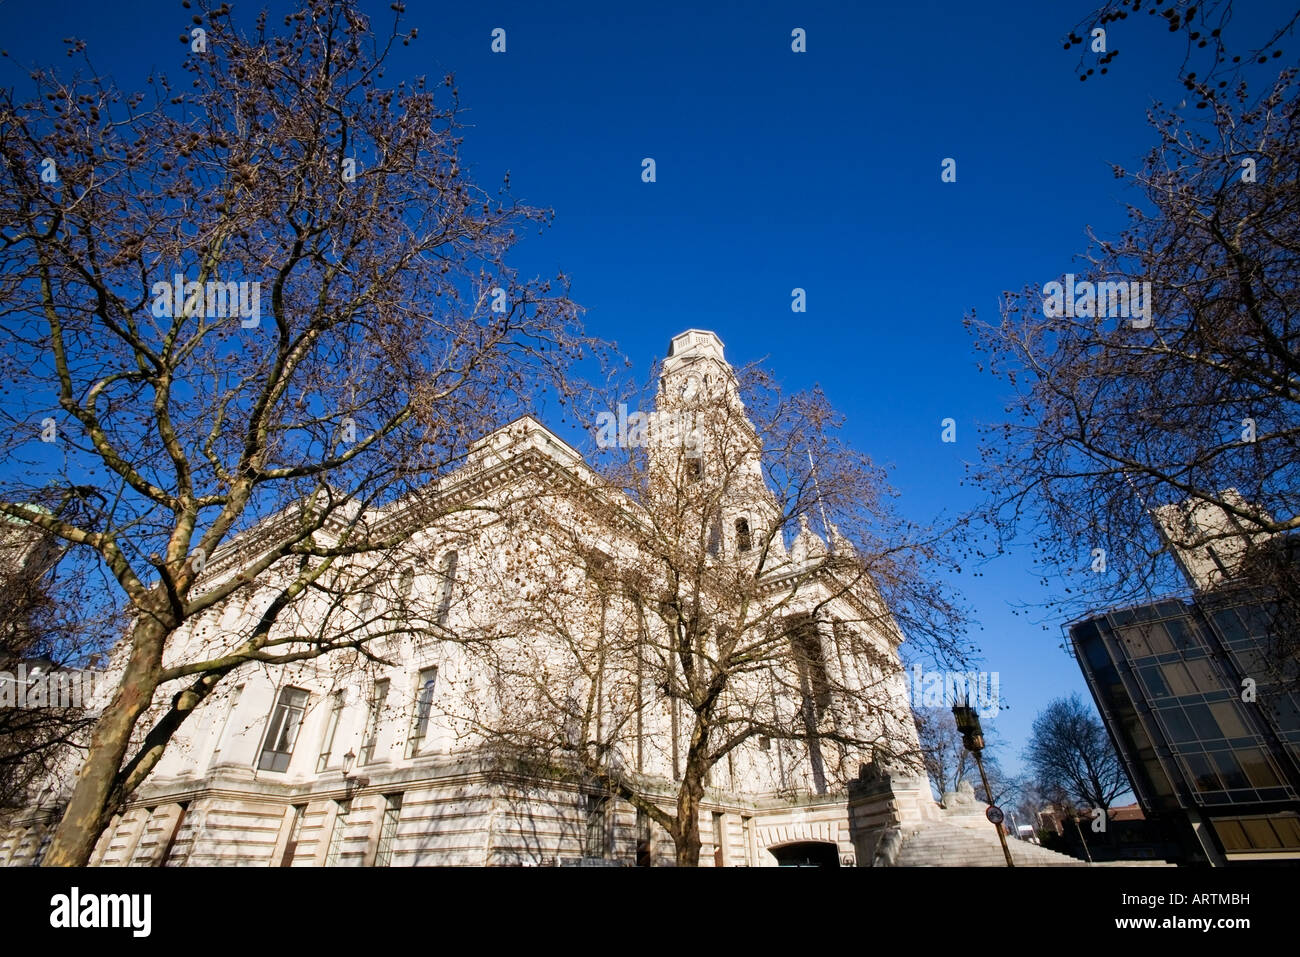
[1212,815,1300,852]
[281,804,306,867]
[712,811,726,867]
[687,457,703,483]
[1236,747,1282,788]
[406,667,438,757]
[398,566,414,598]
[209,684,244,766]
[584,794,610,859]
[789,615,830,795]
[359,679,390,765]
[735,517,752,553]
[436,550,458,626]
[317,690,346,773]
[635,809,652,867]
[325,800,351,867]
[707,511,722,557]
[257,686,309,773]
[789,617,832,718]
[374,793,403,867]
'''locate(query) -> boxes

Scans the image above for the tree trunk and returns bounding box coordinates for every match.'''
[42,615,168,866]
[674,774,703,866]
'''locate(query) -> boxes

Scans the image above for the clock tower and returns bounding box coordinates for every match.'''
[652,330,785,562]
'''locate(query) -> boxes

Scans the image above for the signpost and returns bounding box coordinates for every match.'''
[953,702,1015,867]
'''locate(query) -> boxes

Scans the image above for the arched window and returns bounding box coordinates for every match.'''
[735,517,752,553]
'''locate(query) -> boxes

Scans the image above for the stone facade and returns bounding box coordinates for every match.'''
[2,329,949,867]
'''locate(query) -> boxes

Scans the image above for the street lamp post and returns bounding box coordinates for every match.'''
[952,702,1014,867]
[341,749,368,797]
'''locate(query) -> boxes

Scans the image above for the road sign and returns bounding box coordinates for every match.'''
[985,805,1005,826]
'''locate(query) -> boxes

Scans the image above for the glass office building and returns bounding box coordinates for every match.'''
[1070,591,1300,864]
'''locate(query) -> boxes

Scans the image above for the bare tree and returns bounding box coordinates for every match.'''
[449,347,970,865]
[1008,779,1056,840]
[0,506,114,810]
[1024,693,1128,814]
[965,67,1300,635]
[1063,0,1296,96]
[913,706,1015,805]
[0,0,596,865]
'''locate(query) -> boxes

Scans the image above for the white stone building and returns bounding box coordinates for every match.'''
[0,329,987,867]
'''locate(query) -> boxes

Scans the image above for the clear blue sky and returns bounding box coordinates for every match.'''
[2,0,1292,778]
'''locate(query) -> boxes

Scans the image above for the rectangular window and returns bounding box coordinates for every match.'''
[1159,662,1198,698]
[316,691,346,773]
[635,809,652,867]
[1119,625,1153,659]
[436,551,458,626]
[1212,608,1249,645]
[1241,818,1282,849]
[789,616,832,716]
[325,800,351,867]
[258,687,309,773]
[584,794,610,859]
[1184,658,1222,695]
[406,668,438,758]
[1165,616,1202,652]
[1181,752,1223,793]
[712,811,726,867]
[281,804,306,867]
[1209,750,1250,790]
[1159,705,1197,743]
[707,511,722,557]
[209,684,244,766]
[1237,747,1282,788]
[1184,702,1223,741]
[1142,621,1176,655]
[1212,818,1250,851]
[359,679,389,765]
[1273,816,1300,848]
[374,793,403,867]
[1209,701,1250,740]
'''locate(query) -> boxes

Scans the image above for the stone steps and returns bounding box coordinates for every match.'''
[893,822,1088,867]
